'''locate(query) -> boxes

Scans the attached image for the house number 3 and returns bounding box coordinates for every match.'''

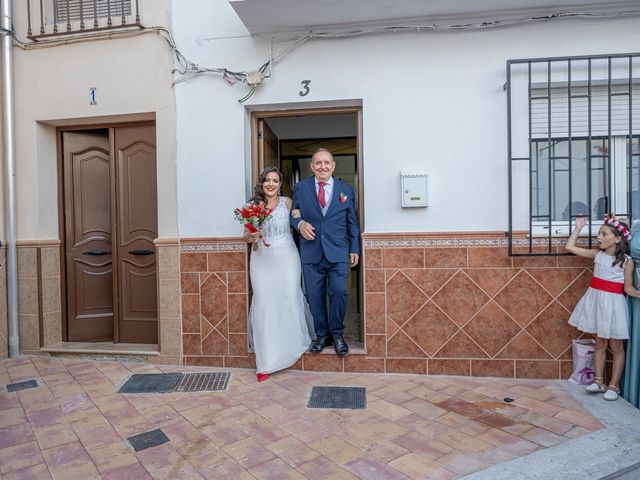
[299,80,311,96]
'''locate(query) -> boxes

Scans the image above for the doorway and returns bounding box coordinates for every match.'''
[61,124,158,344]
[251,109,364,347]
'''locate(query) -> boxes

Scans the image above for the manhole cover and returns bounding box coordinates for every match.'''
[174,372,230,392]
[118,373,182,394]
[308,386,366,409]
[6,380,38,393]
[127,429,170,452]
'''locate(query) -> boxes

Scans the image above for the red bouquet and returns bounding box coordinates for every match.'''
[234,202,273,248]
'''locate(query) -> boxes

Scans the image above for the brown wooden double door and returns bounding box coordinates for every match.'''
[62,125,158,344]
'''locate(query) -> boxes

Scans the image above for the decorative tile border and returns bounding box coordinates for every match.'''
[180,243,246,253]
[363,237,590,248]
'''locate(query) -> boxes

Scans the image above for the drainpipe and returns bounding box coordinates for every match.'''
[1,0,19,357]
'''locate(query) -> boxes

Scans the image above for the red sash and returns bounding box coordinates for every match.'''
[590,277,624,294]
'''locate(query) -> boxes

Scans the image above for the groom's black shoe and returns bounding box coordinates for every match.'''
[333,336,349,356]
[309,336,333,354]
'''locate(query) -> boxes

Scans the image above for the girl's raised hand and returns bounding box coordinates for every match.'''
[575,216,588,231]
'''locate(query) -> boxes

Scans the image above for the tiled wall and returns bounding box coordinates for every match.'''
[40,246,62,348]
[180,239,251,368]
[9,242,181,362]
[363,233,592,379]
[179,234,591,378]
[17,246,41,355]
[153,242,182,365]
[13,243,62,355]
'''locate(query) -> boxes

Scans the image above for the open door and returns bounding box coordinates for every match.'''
[257,119,279,174]
[250,109,364,347]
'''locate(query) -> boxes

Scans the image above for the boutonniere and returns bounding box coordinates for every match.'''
[340,193,347,203]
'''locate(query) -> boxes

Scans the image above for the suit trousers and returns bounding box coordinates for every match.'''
[302,254,349,338]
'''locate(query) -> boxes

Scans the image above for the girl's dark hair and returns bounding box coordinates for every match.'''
[603,221,630,268]
[251,166,282,205]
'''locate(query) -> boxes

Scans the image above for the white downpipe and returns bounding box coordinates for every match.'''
[2,0,19,357]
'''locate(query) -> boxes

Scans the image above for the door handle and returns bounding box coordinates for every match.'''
[82,250,111,256]
[128,249,156,255]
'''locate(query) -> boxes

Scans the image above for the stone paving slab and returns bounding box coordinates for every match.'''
[0,356,616,479]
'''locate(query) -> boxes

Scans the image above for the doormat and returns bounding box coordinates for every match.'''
[118,373,182,393]
[6,379,38,393]
[174,372,230,392]
[307,386,366,409]
[118,372,232,393]
[127,429,170,452]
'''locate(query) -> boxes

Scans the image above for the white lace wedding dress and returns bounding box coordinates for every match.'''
[249,197,313,374]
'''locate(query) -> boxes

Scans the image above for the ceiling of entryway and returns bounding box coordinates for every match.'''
[230,0,639,34]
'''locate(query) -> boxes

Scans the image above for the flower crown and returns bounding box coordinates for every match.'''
[604,214,632,241]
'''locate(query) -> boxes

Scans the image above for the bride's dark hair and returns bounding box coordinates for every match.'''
[252,166,282,205]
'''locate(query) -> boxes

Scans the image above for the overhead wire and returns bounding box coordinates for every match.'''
[2,8,639,100]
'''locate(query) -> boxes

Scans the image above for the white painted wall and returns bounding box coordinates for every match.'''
[171,0,640,236]
[11,0,177,241]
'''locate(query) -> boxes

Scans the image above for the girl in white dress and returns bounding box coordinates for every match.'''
[567,215,640,400]
[242,167,312,382]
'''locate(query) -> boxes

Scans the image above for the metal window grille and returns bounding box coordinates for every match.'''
[507,53,640,256]
[26,0,140,40]
[54,0,131,24]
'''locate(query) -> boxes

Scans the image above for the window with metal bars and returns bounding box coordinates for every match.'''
[54,0,131,24]
[26,0,139,39]
[507,53,640,256]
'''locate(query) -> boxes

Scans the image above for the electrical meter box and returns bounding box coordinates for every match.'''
[400,173,428,208]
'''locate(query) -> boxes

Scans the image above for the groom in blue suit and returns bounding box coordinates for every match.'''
[291,148,360,356]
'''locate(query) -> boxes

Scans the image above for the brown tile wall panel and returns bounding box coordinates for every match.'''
[343,356,385,373]
[365,334,386,357]
[157,245,182,362]
[362,233,591,379]
[471,360,515,378]
[515,360,561,379]
[428,359,471,376]
[181,253,207,272]
[385,358,427,374]
[179,242,252,370]
[225,356,256,369]
[185,356,224,367]
[177,234,591,379]
[303,354,344,372]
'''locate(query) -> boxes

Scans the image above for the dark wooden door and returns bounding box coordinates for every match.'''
[113,125,158,344]
[63,125,158,344]
[64,130,114,342]
[258,119,279,172]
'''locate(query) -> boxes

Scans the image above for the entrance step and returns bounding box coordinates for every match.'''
[42,342,160,363]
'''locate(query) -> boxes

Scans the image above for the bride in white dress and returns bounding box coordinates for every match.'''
[243,167,313,381]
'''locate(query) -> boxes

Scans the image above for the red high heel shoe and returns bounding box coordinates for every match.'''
[257,373,269,382]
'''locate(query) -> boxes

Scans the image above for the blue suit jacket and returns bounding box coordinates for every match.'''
[291,177,360,264]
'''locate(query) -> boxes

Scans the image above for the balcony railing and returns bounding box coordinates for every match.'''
[26,0,141,41]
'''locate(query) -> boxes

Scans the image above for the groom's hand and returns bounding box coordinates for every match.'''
[350,253,359,267]
[299,220,315,241]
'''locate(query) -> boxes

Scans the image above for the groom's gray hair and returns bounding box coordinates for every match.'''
[311,147,334,163]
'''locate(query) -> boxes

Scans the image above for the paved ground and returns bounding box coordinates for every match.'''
[0,356,636,479]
